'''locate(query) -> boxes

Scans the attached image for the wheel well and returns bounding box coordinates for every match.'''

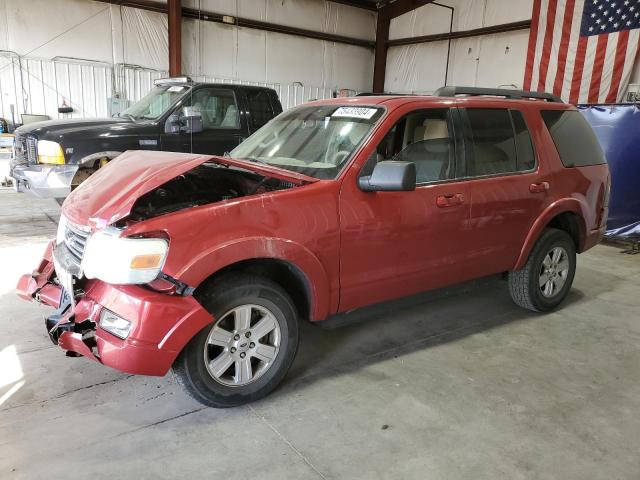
[547,212,582,250]
[194,259,312,321]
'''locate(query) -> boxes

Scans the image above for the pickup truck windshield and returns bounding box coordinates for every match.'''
[120,85,189,120]
[230,105,384,179]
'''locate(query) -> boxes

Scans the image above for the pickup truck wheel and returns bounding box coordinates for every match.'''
[173,275,299,408]
[508,228,576,312]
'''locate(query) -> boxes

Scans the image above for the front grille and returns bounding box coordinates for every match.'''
[63,221,90,270]
[26,136,37,163]
[13,134,37,165]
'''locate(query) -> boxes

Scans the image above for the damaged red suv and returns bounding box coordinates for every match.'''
[17,87,609,407]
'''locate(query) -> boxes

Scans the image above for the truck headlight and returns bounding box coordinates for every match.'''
[99,309,132,339]
[37,140,65,164]
[82,228,168,285]
[56,215,68,246]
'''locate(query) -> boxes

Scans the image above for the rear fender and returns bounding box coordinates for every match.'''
[514,198,587,270]
[173,237,332,321]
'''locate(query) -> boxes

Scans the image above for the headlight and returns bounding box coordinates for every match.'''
[99,309,132,339]
[37,140,65,164]
[82,228,168,284]
[56,215,68,246]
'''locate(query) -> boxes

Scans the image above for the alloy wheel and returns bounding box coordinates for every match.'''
[539,246,570,298]
[204,304,281,387]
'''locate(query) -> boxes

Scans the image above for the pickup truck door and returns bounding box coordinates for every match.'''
[338,104,472,312]
[161,87,246,155]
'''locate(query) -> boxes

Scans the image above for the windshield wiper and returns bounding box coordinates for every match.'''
[241,156,269,165]
[121,114,136,122]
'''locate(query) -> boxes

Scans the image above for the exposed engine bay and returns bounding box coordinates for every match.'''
[128,163,297,220]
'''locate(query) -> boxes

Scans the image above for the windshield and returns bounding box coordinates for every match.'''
[120,84,189,120]
[230,105,384,179]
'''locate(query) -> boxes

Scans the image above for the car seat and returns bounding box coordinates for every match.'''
[220,104,239,128]
[396,119,451,182]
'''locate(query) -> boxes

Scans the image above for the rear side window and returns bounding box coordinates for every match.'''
[541,110,606,166]
[465,108,536,176]
[511,110,536,171]
[247,90,274,129]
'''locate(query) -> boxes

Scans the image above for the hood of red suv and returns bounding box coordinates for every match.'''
[62,150,315,228]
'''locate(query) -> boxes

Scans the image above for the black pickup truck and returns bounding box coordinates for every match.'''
[9,77,282,200]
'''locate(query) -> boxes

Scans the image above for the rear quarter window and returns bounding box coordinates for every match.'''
[541,110,606,167]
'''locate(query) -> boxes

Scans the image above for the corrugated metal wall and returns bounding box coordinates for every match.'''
[0,53,338,126]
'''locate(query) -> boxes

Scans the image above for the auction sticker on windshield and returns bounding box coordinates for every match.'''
[332,107,378,119]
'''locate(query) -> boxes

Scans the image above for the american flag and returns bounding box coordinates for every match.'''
[523,0,640,104]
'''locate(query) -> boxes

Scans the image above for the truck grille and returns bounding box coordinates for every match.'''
[13,134,37,165]
[63,221,90,270]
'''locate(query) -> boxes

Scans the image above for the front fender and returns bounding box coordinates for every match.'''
[174,237,332,321]
[514,198,587,270]
[77,151,122,167]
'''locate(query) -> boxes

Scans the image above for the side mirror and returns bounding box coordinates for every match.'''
[164,107,203,134]
[180,106,203,134]
[358,161,416,192]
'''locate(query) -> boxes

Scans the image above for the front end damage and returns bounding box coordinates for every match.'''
[17,152,311,377]
[18,238,214,375]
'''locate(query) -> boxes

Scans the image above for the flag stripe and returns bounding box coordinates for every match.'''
[553,0,577,96]
[560,0,586,100]
[537,0,559,92]
[545,0,569,93]
[588,34,608,103]
[599,31,621,102]
[569,35,588,104]
[617,28,640,102]
[530,0,551,91]
[605,30,629,103]
[524,0,543,90]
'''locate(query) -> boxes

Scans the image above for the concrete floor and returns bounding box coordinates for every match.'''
[1,189,639,480]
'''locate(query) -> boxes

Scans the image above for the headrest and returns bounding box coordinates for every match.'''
[423,120,448,140]
[413,119,448,143]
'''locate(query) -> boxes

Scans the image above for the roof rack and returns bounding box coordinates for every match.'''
[434,86,563,103]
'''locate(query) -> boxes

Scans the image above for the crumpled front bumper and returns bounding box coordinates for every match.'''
[10,163,78,198]
[17,241,214,377]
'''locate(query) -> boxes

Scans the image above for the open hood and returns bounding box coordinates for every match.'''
[63,151,214,228]
[62,151,315,228]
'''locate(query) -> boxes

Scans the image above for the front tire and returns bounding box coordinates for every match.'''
[173,274,299,408]
[508,228,576,312]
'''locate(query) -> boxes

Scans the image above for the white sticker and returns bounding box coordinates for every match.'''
[168,86,185,92]
[332,106,378,119]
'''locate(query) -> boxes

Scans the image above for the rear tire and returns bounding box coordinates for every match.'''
[508,228,576,312]
[173,274,299,408]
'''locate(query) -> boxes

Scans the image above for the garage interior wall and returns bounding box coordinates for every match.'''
[2,0,640,123]
[0,0,375,122]
[386,0,640,95]
[386,0,536,93]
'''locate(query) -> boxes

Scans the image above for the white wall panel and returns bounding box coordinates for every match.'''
[485,0,534,25]
[0,0,114,62]
[183,0,375,40]
[387,0,534,92]
[448,37,481,87]
[385,42,449,93]
[475,29,530,89]
[120,7,169,71]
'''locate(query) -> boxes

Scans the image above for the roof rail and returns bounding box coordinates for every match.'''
[434,86,563,103]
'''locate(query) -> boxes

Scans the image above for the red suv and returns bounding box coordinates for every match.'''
[17,87,609,407]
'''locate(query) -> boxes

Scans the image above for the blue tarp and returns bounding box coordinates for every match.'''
[579,104,640,239]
